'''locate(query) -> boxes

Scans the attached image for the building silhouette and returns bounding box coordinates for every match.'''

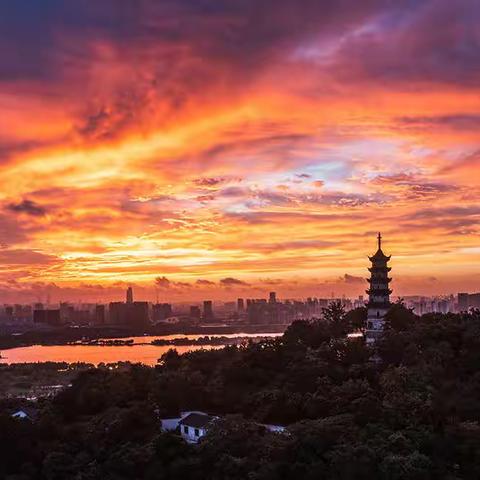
[203,300,214,322]
[365,233,392,344]
[237,298,244,311]
[108,287,149,328]
[152,303,173,322]
[33,309,61,326]
[95,305,106,325]
[126,286,133,304]
[190,305,201,320]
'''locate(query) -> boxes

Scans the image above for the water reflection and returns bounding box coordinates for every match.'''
[0,333,281,366]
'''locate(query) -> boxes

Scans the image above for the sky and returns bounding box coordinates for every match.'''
[0,0,479,303]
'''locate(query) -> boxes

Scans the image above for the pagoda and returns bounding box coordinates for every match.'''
[365,233,392,344]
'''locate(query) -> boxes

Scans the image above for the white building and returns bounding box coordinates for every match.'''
[179,412,215,443]
[161,411,216,444]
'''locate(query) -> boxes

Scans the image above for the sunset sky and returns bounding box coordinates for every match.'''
[0,0,479,303]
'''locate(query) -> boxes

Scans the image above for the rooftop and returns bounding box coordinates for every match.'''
[179,412,215,429]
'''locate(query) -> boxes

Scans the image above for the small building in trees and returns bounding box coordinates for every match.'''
[179,412,215,443]
[365,233,392,344]
[11,406,39,422]
[160,411,217,444]
[160,411,286,444]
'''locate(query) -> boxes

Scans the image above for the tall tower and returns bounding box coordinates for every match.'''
[365,233,392,344]
[126,286,133,304]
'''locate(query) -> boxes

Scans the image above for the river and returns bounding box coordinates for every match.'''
[0,333,282,366]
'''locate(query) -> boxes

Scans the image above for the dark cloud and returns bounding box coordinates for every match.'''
[220,277,249,287]
[196,194,216,202]
[340,274,365,285]
[0,139,51,165]
[155,276,171,288]
[0,0,387,139]
[0,249,61,266]
[440,150,480,174]
[250,189,376,208]
[329,0,480,87]
[225,210,365,225]
[397,114,480,131]
[6,199,47,217]
[193,177,226,187]
[410,205,480,220]
[398,205,480,235]
[371,173,455,199]
[196,279,215,286]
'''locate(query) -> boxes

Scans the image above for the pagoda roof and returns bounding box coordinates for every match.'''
[369,248,391,262]
[368,266,391,273]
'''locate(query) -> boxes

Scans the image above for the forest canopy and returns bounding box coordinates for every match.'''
[1,305,480,479]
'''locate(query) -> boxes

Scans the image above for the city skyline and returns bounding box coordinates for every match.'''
[1,1,480,301]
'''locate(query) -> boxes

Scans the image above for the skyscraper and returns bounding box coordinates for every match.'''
[237,298,245,311]
[203,300,214,322]
[269,292,277,304]
[126,286,133,304]
[95,305,106,325]
[365,233,392,344]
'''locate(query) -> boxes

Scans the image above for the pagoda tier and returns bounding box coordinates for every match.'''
[368,254,391,262]
[368,266,391,273]
[366,301,391,309]
[366,288,392,296]
[367,277,392,283]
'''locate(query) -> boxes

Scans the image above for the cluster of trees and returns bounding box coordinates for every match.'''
[0,362,92,399]
[1,304,480,479]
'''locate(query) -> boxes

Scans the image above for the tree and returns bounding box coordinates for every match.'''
[345,307,367,332]
[384,300,416,332]
[322,301,349,337]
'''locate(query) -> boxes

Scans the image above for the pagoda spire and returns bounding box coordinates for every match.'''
[377,232,381,250]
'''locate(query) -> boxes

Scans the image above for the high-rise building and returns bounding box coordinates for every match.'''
[95,305,106,325]
[109,302,127,325]
[237,298,244,311]
[203,300,214,322]
[33,309,61,326]
[269,292,277,304]
[130,301,149,328]
[126,287,134,304]
[152,303,173,322]
[365,233,392,344]
[190,305,201,319]
[109,300,149,328]
[458,293,469,311]
[457,292,480,312]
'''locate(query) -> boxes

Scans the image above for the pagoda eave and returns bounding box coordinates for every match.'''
[366,289,392,295]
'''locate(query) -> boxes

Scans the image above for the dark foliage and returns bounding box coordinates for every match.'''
[1,308,480,479]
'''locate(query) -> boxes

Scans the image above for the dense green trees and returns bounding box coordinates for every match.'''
[1,308,480,479]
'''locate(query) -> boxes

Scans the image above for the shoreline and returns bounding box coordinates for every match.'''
[0,324,288,351]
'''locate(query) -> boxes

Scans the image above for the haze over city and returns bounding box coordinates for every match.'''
[1,1,479,303]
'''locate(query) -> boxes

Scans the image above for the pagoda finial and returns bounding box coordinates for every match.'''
[377,232,382,250]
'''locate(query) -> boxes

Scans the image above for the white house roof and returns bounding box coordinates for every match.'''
[179,412,214,429]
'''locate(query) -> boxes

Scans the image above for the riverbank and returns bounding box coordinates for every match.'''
[0,323,288,351]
